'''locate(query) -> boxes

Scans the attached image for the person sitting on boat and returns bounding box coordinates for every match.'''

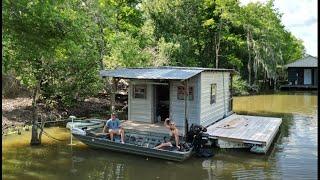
[154,118,180,150]
[103,113,125,144]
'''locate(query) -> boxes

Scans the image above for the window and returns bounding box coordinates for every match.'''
[188,86,194,100]
[177,86,185,100]
[177,86,194,100]
[210,84,217,104]
[133,85,147,99]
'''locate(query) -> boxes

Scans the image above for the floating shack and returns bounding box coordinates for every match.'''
[100,66,282,154]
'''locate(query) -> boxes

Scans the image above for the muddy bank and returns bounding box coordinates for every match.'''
[2,97,127,135]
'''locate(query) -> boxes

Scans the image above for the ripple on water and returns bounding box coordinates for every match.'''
[2,93,318,180]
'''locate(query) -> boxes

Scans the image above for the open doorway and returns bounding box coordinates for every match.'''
[154,85,170,123]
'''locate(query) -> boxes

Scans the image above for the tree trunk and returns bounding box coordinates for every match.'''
[214,21,222,68]
[30,86,40,146]
[97,15,105,71]
[254,63,258,85]
[38,115,46,144]
[247,30,252,85]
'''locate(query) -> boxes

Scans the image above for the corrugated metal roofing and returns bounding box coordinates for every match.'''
[100,66,234,80]
[100,68,203,80]
[284,55,318,68]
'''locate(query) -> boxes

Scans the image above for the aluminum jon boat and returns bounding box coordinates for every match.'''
[71,127,194,162]
[66,119,104,130]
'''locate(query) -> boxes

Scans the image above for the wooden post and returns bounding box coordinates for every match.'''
[110,77,117,113]
[222,72,226,117]
[229,73,233,112]
[184,80,189,135]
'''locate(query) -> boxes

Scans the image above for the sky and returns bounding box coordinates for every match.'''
[240,0,318,57]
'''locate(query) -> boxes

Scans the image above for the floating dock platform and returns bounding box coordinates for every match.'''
[206,114,282,154]
[87,114,282,154]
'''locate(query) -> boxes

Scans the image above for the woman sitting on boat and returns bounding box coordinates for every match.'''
[154,118,180,150]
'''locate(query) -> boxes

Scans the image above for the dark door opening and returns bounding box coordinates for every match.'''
[155,85,170,123]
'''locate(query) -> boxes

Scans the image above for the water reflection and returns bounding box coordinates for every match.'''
[2,92,318,180]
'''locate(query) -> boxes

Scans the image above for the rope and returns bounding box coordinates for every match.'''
[35,123,65,141]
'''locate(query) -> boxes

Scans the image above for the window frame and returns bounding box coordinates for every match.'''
[177,86,185,100]
[177,86,194,101]
[210,83,217,104]
[133,85,147,99]
[188,86,194,101]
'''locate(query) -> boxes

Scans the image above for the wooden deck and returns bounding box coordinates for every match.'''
[121,120,185,136]
[121,120,167,134]
[206,114,282,152]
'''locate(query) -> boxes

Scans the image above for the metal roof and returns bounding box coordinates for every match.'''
[284,55,318,68]
[100,66,234,80]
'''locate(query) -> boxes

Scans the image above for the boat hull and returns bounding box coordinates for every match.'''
[72,133,193,162]
[66,120,104,130]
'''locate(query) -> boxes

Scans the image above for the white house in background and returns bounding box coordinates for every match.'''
[100,66,235,134]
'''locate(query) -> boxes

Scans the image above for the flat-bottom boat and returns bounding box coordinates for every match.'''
[72,127,193,162]
[66,119,104,130]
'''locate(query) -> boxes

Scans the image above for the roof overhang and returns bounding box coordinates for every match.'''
[284,55,318,68]
[100,67,235,80]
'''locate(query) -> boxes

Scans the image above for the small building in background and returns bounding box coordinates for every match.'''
[281,55,318,90]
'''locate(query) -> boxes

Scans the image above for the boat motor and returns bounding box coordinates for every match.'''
[187,124,214,157]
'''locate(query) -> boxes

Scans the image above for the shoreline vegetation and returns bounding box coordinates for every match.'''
[2,0,306,141]
[0,86,276,137]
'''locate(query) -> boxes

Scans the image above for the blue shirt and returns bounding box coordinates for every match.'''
[106,118,121,130]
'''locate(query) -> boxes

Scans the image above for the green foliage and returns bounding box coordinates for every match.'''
[2,0,306,108]
[104,32,151,68]
[144,0,305,86]
[232,74,249,96]
[3,0,102,106]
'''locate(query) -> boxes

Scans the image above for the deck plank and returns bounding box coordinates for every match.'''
[206,114,282,146]
[121,120,185,136]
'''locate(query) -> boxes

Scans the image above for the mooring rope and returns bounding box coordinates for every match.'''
[35,123,65,141]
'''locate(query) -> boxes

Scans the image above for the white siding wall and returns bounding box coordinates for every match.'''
[128,80,153,123]
[200,71,231,127]
[170,75,201,130]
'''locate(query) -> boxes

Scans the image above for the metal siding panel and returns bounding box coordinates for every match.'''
[200,72,231,126]
[170,81,185,127]
[129,80,153,123]
[169,75,201,129]
[128,81,132,120]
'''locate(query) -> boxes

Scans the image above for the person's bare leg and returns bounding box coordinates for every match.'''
[154,142,171,149]
[120,129,125,143]
[110,131,114,141]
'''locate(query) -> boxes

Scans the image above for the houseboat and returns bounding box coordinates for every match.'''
[73,66,282,159]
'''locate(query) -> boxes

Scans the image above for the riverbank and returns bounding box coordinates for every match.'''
[1,97,116,135]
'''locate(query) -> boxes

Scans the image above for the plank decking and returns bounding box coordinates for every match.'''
[121,120,185,136]
[206,114,282,150]
[121,120,167,134]
[119,114,281,153]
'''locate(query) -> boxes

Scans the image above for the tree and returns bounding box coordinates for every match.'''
[3,0,102,144]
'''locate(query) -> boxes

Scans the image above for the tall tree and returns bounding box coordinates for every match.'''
[3,0,102,144]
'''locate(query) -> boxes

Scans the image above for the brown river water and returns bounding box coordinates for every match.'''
[2,91,318,180]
